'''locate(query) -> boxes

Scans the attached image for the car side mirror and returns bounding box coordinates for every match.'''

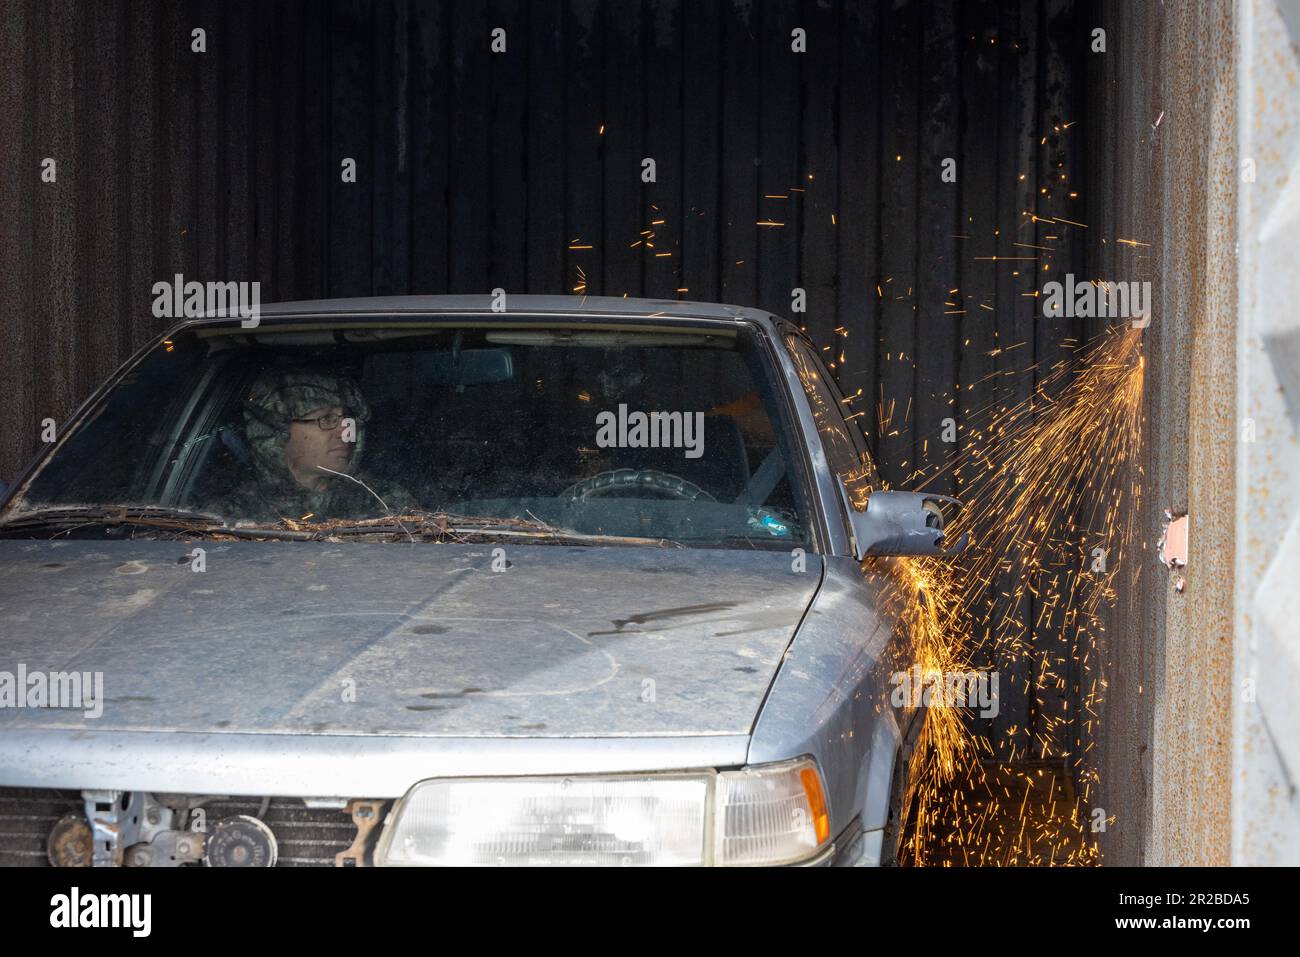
[844,486,968,559]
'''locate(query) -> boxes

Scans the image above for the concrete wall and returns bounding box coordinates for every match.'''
[1234,0,1300,865]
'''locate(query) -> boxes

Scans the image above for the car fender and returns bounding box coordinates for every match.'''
[747,555,901,839]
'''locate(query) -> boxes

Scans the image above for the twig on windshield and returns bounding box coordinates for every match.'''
[314,466,415,543]
[523,509,556,532]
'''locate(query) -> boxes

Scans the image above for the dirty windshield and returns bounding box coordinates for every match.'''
[2,323,810,547]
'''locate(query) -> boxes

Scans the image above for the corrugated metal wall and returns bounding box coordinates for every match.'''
[0,0,1089,749]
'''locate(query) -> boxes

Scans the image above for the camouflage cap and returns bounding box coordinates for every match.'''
[242,368,371,484]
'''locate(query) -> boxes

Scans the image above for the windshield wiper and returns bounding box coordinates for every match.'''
[0,505,228,530]
[0,506,331,541]
[0,507,696,549]
[316,512,681,548]
[446,525,677,547]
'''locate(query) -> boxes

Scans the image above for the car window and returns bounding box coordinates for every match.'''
[784,333,880,510]
[4,322,815,549]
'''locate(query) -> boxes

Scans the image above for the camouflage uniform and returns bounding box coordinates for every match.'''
[216,369,419,523]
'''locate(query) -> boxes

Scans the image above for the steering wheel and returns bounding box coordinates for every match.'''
[561,468,717,503]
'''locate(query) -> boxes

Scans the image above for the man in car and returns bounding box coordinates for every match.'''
[217,368,419,523]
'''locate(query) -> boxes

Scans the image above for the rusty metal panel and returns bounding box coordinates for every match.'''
[1084,0,1237,867]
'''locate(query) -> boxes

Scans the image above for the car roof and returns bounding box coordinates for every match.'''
[179,294,792,334]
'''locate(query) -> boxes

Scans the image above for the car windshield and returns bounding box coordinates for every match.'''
[2,321,812,548]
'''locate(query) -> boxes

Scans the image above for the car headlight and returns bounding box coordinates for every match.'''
[374,757,830,867]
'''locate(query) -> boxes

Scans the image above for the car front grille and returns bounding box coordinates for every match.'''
[0,788,365,867]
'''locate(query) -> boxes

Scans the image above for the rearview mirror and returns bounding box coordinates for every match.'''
[845,487,968,559]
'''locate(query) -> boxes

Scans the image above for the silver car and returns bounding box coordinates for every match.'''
[0,295,961,867]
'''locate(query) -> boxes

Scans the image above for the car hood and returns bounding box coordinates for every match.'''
[0,539,821,739]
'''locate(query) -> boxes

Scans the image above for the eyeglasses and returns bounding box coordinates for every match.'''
[292,411,349,431]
